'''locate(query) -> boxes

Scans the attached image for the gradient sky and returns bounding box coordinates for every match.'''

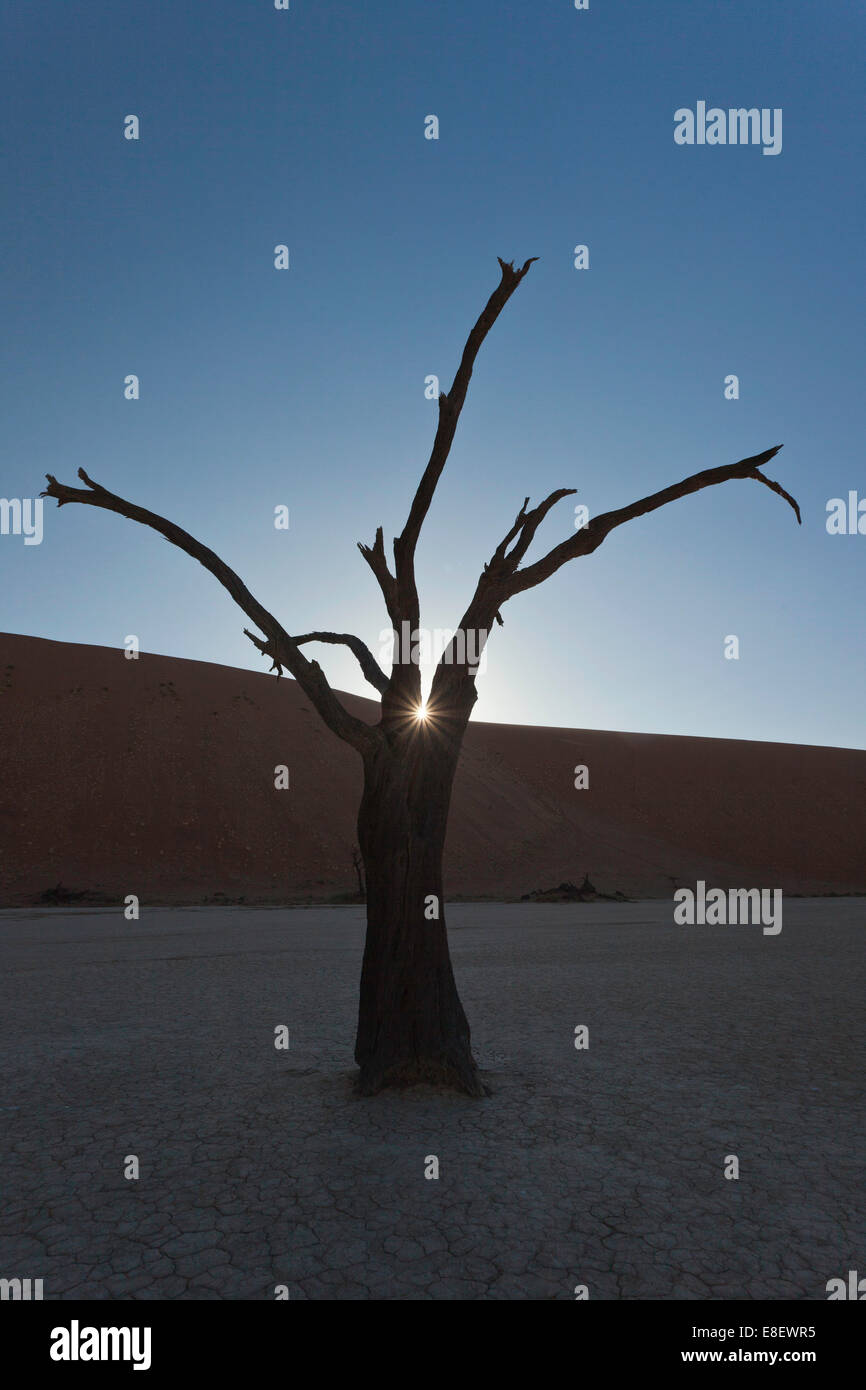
[3,0,864,748]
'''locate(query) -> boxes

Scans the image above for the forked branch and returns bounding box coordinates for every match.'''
[431,446,800,707]
[502,446,800,599]
[489,488,578,575]
[357,526,400,628]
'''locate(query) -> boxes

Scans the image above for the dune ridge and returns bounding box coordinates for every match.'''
[1,632,864,906]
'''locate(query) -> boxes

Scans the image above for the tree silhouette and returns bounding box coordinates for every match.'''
[41,257,800,1096]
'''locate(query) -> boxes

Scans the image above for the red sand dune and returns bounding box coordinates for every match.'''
[1,632,864,906]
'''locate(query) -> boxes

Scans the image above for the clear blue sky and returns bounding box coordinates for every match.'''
[3,0,864,747]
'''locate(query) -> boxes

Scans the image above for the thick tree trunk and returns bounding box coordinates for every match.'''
[354,724,483,1097]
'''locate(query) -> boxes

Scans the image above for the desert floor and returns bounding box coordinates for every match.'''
[0,901,861,1300]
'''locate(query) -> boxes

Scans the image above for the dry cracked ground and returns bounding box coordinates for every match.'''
[0,901,862,1300]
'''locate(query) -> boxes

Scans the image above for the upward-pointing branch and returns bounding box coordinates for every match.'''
[394,256,538,616]
[40,468,378,754]
[357,526,400,628]
[381,256,537,722]
[490,488,578,575]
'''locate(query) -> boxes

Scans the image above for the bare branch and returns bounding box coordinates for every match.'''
[357,526,400,627]
[376,257,538,722]
[41,469,378,754]
[292,631,389,695]
[502,446,800,599]
[489,488,577,575]
[429,447,800,712]
[489,496,530,563]
[246,625,389,697]
[243,628,286,676]
[393,256,538,620]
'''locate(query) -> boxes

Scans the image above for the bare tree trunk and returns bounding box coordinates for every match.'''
[354,716,483,1097]
[351,846,366,900]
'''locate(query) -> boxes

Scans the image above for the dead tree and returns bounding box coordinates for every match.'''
[41,257,800,1096]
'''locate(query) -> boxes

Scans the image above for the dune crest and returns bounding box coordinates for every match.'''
[1,632,864,906]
